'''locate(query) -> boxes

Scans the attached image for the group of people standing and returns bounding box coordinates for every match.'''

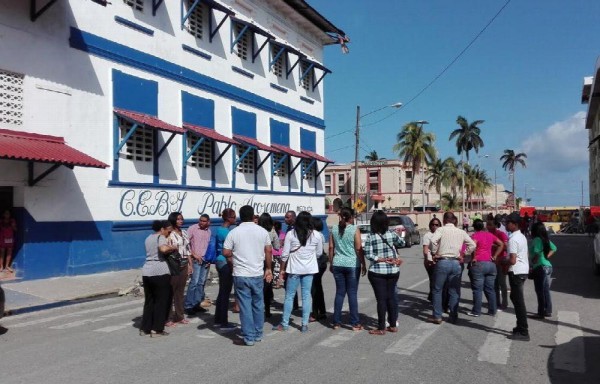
[422,211,557,341]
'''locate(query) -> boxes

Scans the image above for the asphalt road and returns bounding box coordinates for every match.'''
[0,235,599,384]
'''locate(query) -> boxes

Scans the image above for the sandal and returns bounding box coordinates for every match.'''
[386,327,398,333]
[369,329,386,335]
[332,324,341,330]
[179,319,190,325]
[352,324,363,331]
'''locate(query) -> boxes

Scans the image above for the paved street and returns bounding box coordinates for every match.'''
[0,235,599,384]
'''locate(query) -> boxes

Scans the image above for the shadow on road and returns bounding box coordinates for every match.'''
[546,335,600,383]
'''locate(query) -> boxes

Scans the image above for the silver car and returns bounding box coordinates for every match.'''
[387,215,420,248]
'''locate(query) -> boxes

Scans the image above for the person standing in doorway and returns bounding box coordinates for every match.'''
[184,214,212,315]
[0,210,17,273]
[503,213,530,341]
[223,205,273,346]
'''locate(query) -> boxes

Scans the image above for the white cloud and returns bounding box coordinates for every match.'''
[521,111,588,172]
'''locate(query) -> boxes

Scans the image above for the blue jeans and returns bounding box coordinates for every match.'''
[184,261,210,310]
[432,259,461,320]
[332,266,360,326]
[469,261,497,315]
[281,274,313,327]
[533,266,552,316]
[234,276,264,344]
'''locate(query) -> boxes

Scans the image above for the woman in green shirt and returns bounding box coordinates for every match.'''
[329,208,366,330]
[529,222,557,318]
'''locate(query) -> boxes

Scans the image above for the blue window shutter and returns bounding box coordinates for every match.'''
[182,91,215,128]
[270,119,289,146]
[300,128,316,152]
[112,69,158,116]
[232,107,257,138]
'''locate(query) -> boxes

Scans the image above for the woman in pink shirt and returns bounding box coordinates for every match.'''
[467,219,504,317]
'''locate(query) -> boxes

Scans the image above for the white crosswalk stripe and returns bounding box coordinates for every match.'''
[49,307,141,330]
[552,311,586,373]
[477,311,513,364]
[94,322,135,333]
[385,322,439,355]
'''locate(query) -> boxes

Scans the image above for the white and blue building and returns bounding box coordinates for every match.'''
[0,0,347,280]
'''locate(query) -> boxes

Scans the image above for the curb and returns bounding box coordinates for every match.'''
[3,290,121,317]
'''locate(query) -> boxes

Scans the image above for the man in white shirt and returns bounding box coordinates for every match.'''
[223,205,272,346]
[429,212,476,324]
[504,212,530,341]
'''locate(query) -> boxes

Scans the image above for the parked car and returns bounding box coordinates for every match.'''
[387,215,420,247]
[593,231,600,275]
[357,223,371,248]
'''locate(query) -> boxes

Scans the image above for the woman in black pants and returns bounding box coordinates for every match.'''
[363,211,404,335]
[141,220,177,337]
[258,213,280,318]
[310,217,328,322]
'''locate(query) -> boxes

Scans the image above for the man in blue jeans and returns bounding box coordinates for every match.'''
[184,214,211,315]
[429,212,475,324]
[223,205,272,346]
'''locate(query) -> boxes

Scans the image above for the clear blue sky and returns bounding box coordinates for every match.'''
[313,0,600,207]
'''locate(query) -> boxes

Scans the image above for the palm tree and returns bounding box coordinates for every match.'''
[364,150,379,161]
[426,157,444,199]
[500,149,527,209]
[441,157,460,196]
[441,192,461,210]
[472,167,492,210]
[393,121,436,211]
[449,116,485,212]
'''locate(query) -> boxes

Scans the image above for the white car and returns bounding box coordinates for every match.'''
[357,223,371,248]
[593,232,600,275]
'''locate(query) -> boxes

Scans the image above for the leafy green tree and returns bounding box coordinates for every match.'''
[393,122,436,211]
[449,116,485,162]
[441,192,461,210]
[364,150,379,161]
[500,149,527,209]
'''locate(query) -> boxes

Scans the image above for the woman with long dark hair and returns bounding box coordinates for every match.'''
[329,207,365,330]
[166,212,192,326]
[141,220,177,337]
[364,211,404,335]
[273,211,322,333]
[530,222,557,318]
[258,213,280,318]
[309,216,328,322]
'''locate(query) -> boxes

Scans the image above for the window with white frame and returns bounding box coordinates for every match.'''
[300,62,313,91]
[185,0,204,39]
[303,159,315,180]
[338,173,346,193]
[188,136,211,168]
[236,145,254,173]
[406,170,413,180]
[0,69,24,126]
[123,0,144,12]
[325,174,332,194]
[272,153,287,177]
[119,118,153,162]
[271,45,284,78]
[234,24,250,61]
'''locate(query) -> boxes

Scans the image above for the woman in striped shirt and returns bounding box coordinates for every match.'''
[364,211,404,335]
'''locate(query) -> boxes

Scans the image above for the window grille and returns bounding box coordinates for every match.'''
[237,145,254,173]
[271,45,284,77]
[234,24,249,61]
[189,136,211,168]
[123,0,144,12]
[0,69,24,126]
[120,118,153,162]
[185,0,204,39]
[300,62,313,91]
[272,153,287,177]
[303,159,315,180]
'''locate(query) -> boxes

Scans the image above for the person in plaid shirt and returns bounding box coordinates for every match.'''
[363,211,405,335]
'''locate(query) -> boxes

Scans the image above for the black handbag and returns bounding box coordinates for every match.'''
[165,250,183,276]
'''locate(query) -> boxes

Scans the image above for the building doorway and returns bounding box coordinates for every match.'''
[0,187,13,212]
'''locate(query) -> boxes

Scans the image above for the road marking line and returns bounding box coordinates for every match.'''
[94,322,135,333]
[9,299,144,328]
[477,311,513,364]
[385,322,439,355]
[318,331,359,348]
[49,307,141,330]
[552,311,585,373]
[400,278,430,292]
[196,334,216,339]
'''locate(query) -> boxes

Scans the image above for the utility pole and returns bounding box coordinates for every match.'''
[354,105,360,211]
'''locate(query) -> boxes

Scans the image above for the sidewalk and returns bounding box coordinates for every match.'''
[1,269,142,315]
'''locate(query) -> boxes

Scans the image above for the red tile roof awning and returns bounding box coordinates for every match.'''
[0,128,108,168]
[114,108,185,134]
[271,143,309,159]
[301,149,334,163]
[184,124,238,145]
[233,135,277,152]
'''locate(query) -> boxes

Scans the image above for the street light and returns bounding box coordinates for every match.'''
[354,102,403,212]
[416,120,429,213]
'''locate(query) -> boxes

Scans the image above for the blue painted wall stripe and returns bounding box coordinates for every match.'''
[69,28,326,129]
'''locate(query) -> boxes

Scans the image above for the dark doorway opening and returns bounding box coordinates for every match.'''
[0,187,13,212]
